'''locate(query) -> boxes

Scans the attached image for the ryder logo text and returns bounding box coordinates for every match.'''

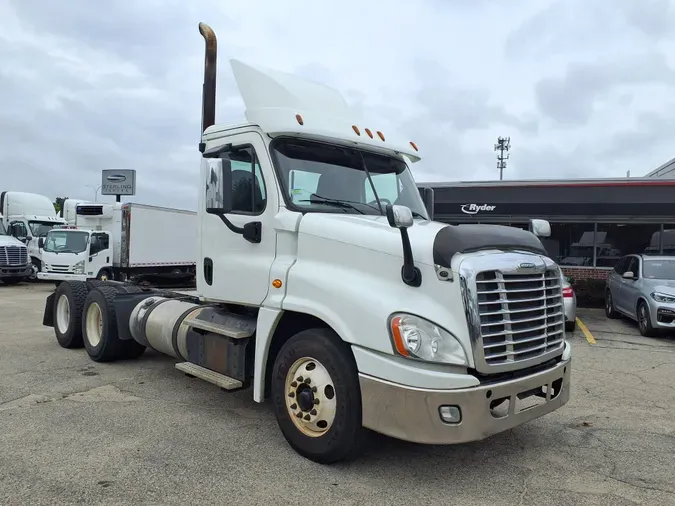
[461,203,496,215]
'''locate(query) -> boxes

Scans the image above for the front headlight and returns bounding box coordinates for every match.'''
[651,292,675,303]
[73,260,85,274]
[389,313,468,366]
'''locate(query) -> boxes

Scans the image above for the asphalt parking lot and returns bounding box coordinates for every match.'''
[1,283,674,506]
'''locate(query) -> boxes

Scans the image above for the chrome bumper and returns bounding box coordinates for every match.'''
[359,357,571,445]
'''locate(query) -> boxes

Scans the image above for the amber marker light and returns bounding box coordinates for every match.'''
[272,279,283,289]
[365,128,374,139]
[352,125,361,135]
[410,141,419,151]
[295,114,304,125]
[390,316,409,357]
[377,131,385,141]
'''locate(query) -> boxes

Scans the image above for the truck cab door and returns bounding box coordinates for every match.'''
[88,232,112,278]
[199,131,278,306]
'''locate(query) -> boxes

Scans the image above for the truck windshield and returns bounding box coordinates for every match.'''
[272,138,429,218]
[44,230,89,254]
[29,221,60,237]
[643,259,675,280]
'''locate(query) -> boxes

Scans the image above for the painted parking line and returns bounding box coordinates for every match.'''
[576,317,596,345]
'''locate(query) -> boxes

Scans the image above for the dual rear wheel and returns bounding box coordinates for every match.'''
[53,281,146,360]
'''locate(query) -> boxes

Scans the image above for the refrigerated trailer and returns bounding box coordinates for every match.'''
[42,22,571,465]
[38,202,196,283]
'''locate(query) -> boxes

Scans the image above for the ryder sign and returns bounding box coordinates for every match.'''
[461,203,496,215]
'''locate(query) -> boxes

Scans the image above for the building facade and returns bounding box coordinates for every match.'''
[645,157,675,178]
[422,178,675,282]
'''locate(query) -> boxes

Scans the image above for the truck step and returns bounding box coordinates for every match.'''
[175,362,243,390]
[183,316,254,340]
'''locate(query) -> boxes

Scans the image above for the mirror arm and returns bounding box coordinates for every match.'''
[399,228,422,287]
[215,214,261,244]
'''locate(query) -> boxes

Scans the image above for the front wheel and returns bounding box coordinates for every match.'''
[271,328,368,464]
[637,301,657,337]
[96,269,112,281]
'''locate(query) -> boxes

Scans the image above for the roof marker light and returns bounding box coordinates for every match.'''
[377,131,385,141]
[410,141,419,151]
[365,128,374,139]
[295,114,304,125]
[352,125,361,135]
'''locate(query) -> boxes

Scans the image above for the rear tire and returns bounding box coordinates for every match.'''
[605,290,618,319]
[271,328,368,464]
[53,281,89,348]
[82,286,125,362]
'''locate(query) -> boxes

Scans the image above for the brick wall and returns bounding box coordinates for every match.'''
[561,267,610,281]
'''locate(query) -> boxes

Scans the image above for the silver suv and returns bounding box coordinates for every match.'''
[605,254,675,336]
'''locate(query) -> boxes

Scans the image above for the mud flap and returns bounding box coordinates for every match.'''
[43,292,55,327]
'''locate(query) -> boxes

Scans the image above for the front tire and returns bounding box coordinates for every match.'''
[637,301,657,337]
[53,281,89,348]
[271,328,368,464]
[96,269,112,281]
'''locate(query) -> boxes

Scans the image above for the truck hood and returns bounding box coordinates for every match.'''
[0,235,25,247]
[297,214,446,266]
[297,213,548,268]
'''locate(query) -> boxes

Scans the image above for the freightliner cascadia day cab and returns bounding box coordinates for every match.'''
[42,22,571,464]
[0,218,31,284]
[37,202,197,284]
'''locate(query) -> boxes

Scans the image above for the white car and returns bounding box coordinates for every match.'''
[562,278,577,332]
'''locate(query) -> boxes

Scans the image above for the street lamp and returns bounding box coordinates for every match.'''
[85,184,102,202]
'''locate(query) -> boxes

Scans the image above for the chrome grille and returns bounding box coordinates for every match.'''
[475,268,564,367]
[0,245,28,266]
[49,264,72,273]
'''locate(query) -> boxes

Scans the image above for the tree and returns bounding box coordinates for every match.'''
[53,197,68,214]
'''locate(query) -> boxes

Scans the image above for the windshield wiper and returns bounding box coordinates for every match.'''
[299,196,368,215]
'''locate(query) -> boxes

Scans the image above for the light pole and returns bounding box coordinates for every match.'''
[85,184,102,202]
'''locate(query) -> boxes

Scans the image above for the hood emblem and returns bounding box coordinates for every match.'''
[106,174,127,182]
[518,262,536,269]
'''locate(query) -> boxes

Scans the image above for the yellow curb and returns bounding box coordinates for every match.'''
[576,317,596,345]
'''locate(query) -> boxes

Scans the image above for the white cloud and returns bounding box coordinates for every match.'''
[2,0,675,210]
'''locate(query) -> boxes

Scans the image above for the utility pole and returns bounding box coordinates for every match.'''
[494,136,511,180]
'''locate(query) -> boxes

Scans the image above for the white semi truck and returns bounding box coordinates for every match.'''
[42,22,571,464]
[0,219,31,284]
[1,191,67,279]
[38,202,197,284]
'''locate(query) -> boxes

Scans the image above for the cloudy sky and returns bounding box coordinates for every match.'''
[2,0,675,211]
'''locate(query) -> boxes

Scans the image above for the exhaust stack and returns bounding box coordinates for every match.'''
[199,22,217,134]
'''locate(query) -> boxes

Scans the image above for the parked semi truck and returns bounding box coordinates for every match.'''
[0,218,31,284]
[38,202,197,284]
[42,22,571,464]
[1,191,67,279]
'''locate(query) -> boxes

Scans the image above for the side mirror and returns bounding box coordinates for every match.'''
[205,158,233,215]
[529,219,551,238]
[26,236,32,243]
[622,271,636,279]
[38,237,44,249]
[385,204,421,287]
[385,205,414,229]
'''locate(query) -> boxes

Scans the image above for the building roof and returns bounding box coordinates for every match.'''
[645,157,675,178]
[419,177,675,188]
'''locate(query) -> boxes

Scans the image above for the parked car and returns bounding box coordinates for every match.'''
[605,254,675,337]
[562,278,577,332]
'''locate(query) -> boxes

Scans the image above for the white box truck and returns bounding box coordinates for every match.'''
[0,191,67,279]
[38,202,196,284]
[41,22,571,464]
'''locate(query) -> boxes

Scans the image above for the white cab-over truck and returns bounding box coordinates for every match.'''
[38,202,197,284]
[42,22,571,464]
[0,219,31,284]
[1,191,67,279]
